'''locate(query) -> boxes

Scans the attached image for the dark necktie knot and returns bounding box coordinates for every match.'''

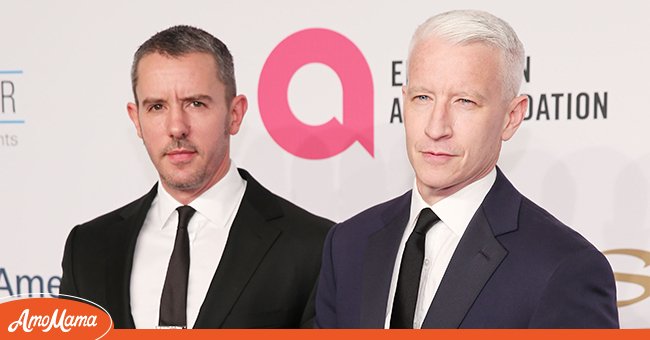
[176,206,196,230]
[413,208,439,235]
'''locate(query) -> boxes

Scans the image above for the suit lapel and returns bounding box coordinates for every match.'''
[421,168,520,328]
[105,185,157,329]
[421,208,507,328]
[193,169,282,328]
[360,192,411,328]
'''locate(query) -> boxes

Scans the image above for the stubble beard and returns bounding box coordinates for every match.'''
[150,117,231,193]
[156,138,207,192]
[161,167,207,192]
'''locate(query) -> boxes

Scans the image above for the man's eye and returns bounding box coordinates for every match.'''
[458,98,475,105]
[191,101,205,107]
[415,95,430,101]
[150,104,163,111]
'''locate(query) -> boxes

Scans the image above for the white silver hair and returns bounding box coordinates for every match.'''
[407,9,525,98]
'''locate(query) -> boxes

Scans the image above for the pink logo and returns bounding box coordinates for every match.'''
[258,28,374,159]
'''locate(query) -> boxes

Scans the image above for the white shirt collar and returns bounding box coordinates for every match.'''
[410,167,497,236]
[154,161,246,230]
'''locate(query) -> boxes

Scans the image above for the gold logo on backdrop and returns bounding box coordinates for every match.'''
[602,249,650,307]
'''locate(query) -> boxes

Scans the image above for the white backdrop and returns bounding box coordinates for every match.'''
[1,0,649,328]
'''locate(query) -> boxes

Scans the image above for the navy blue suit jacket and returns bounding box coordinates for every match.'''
[315,169,619,328]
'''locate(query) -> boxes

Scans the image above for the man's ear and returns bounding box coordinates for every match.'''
[501,95,528,141]
[228,94,248,135]
[127,102,143,139]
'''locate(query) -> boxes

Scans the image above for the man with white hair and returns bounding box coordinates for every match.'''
[315,10,619,328]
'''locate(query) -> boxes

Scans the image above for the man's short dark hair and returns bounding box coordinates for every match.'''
[131,25,236,104]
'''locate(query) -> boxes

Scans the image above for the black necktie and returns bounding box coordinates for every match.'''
[159,205,196,328]
[390,208,440,329]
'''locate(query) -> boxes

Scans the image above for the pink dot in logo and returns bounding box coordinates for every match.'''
[258,28,374,159]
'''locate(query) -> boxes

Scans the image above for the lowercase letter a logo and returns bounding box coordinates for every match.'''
[259,28,374,159]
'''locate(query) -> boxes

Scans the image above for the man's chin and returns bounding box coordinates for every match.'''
[416,172,458,192]
[160,175,204,192]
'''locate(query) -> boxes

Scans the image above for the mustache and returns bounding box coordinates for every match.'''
[162,139,198,155]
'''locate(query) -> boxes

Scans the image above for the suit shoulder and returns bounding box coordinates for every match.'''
[72,186,156,234]
[488,170,600,255]
[273,192,334,233]
[76,200,131,229]
[512,199,618,327]
[333,191,410,236]
[342,191,410,225]
[500,195,607,271]
[240,170,334,237]
[521,197,594,248]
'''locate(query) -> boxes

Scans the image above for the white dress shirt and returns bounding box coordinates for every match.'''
[130,161,246,328]
[384,168,496,329]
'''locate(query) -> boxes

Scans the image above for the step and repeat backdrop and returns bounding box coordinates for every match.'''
[2,0,649,328]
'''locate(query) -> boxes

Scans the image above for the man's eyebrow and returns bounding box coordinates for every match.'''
[405,86,488,101]
[182,94,213,102]
[140,97,165,107]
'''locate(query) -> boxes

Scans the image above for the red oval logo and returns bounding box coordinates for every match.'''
[0,294,113,339]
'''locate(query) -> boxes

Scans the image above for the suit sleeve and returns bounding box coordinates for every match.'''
[59,226,80,297]
[314,225,338,328]
[299,280,318,328]
[529,247,619,328]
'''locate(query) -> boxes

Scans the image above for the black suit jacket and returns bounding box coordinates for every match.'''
[315,168,619,328]
[60,169,333,328]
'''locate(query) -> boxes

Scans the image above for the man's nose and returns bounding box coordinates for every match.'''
[167,105,190,139]
[424,102,453,140]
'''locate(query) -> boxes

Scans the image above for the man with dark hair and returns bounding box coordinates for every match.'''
[60,25,332,329]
